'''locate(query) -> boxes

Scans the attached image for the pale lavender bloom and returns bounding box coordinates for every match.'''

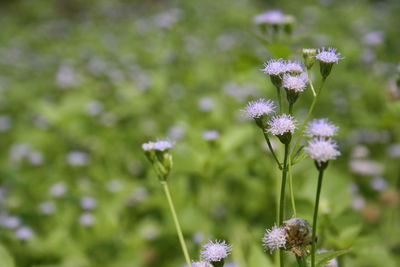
[192,232,204,244]
[305,118,339,138]
[38,201,56,215]
[168,125,186,140]
[282,73,308,92]
[49,182,68,197]
[253,10,285,25]
[349,159,384,176]
[201,240,232,262]
[202,130,220,141]
[363,31,384,46]
[141,225,160,241]
[262,59,287,76]
[349,183,359,194]
[0,215,21,229]
[262,225,287,252]
[387,143,400,158]
[0,115,12,132]
[285,60,304,73]
[153,8,182,29]
[153,140,174,151]
[189,261,212,267]
[9,143,30,162]
[55,65,80,89]
[79,212,95,227]
[66,151,89,166]
[106,179,122,193]
[141,141,154,151]
[370,177,388,191]
[351,145,369,159]
[352,195,365,211]
[243,98,275,119]
[86,101,103,116]
[80,196,97,210]
[305,138,340,162]
[198,97,215,112]
[28,151,44,165]
[316,47,342,64]
[267,114,297,135]
[15,226,33,241]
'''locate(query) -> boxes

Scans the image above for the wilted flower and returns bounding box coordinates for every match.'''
[267,114,297,136]
[243,98,275,119]
[283,218,312,256]
[262,225,287,252]
[305,138,340,163]
[305,118,339,138]
[201,240,232,263]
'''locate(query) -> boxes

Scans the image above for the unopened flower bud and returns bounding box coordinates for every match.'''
[302,48,317,69]
[283,15,295,35]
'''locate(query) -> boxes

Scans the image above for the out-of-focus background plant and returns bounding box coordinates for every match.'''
[0,0,399,266]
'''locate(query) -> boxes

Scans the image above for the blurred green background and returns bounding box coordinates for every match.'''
[0,0,399,266]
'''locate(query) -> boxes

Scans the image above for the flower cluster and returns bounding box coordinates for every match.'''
[142,139,174,180]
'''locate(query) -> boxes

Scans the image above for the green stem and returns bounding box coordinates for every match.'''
[263,132,282,169]
[307,70,316,97]
[288,102,294,115]
[161,181,192,267]
[276,86,282,114]
[279,143,290,267]
[291,79,326,159]
[311,168,325,267]
[288,155,296,216]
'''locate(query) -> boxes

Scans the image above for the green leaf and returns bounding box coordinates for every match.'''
[315,249,351,267]
[0,244,15,267]
[247,245,274,267]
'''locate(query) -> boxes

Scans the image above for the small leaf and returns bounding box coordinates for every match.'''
[315,249,351,267]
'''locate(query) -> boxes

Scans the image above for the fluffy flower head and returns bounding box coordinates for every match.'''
[142,140,174,151]
[305,118,339,138]
[201,240,232,262]
[305,138,341,162]
[282,73,308,92]
[267,114,297,135]
[262,225,287,252]
[316,47,342,64]
[190,261,213,267]
[253,10,285,25]
[243,98,275,119]
[262,59,287,76]
[285,60,304,73]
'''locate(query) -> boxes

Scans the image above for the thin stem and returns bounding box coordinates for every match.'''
[288,155,296,216]
[307,70,316,97]
[263,132,282,169]
[276,86,282,113]
[311,168,325,267]
[288,102,294,115]
[279,143,290,267]
[161,181,192,267]
[291,79,326,159]
[295,256,306,267]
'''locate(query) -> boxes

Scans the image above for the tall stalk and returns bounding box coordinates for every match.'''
[161,181,192,267]
[311,168,325,267]
[279,143,290,267]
